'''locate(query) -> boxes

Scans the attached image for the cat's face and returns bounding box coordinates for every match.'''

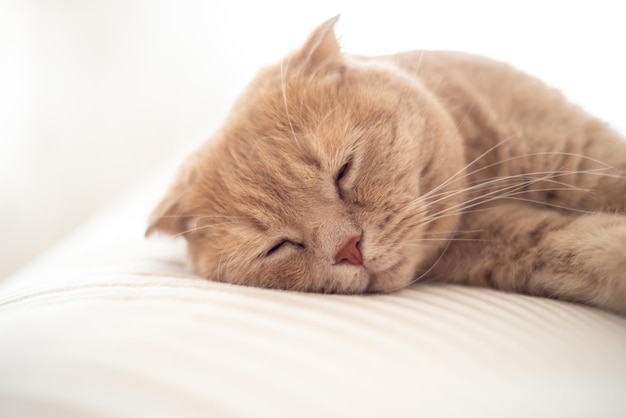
[147,17,466,293]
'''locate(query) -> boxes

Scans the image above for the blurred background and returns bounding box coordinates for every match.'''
[1,0,625,279]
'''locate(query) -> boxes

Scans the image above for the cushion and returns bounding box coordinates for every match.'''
[1,171,626,418]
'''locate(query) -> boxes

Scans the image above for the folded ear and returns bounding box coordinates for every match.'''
[145,159,197,238]
[294,15,344,71]
[145,193,185,238]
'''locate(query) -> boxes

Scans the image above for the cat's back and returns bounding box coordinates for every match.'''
[381,49,607,171]
[389,49,574,130]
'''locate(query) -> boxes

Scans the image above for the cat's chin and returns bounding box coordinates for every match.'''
[359,259,415,294]
[359,242,430,294]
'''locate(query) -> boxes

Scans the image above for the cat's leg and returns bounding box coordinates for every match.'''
[430,202,626,315]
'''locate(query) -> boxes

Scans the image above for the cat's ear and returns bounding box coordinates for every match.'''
[145,193,186,238]
[295,15,344,71]
[145,159,197,238]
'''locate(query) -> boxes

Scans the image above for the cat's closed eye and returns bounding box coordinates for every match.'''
[265,240,305,257]
[335,160,352,198]
[266,241,287,256]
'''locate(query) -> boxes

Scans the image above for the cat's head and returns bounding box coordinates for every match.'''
[147,17,466,293]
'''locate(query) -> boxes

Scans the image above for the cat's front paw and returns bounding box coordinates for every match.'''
[540,214,626,315]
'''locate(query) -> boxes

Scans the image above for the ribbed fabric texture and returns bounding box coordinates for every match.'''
[1,177,626,418]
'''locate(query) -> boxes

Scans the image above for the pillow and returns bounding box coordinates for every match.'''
[1,175,626,417]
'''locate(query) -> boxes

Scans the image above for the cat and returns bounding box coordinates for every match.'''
[147,16,626,315]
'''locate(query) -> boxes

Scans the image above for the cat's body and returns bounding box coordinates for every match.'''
[148,18,626,315]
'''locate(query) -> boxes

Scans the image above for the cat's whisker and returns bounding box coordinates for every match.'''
[414,173,577,227]
[411,50,425,77]
[414,163,616,245]
[407,237,491,243]
[417,172,563,207]
[459,150,624,184]
[420,172,593,210]
[461,172,605,191]
[384,233,455,294]
[154,214,247,220]
[216,248,226,283]
[194,215,248,222]
[457,102,476,129]
[419,196,586,230]
[223,240,248,281]
[417,183,545,227]
[280,59,299,146]
[419,134,521,201]
[174,221,239,238]
[415,173,558,221]
[422,228,487,236]
[416,182,598,229]
[414,164,606,213]
[404,243,443,249]
[419,149,622,207]
[499,196,601,214]
[315,104,342,132]
[420,162,613,208]
[471,155,621,180]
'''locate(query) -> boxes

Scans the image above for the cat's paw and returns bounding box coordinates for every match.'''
[542,214,626,315]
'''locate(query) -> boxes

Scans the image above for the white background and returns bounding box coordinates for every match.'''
[1,0,625,278]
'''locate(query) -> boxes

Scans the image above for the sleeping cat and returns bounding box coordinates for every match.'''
[147,17,626,315]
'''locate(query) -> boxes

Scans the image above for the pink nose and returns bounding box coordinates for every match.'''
[334,235,363,266]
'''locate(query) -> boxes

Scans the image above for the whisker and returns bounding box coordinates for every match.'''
[154,214,247,220]
[174,221,239,238]
[415,179,597,229]
[216,248,225,282]
[280,59,298,145]
[418,149,622,209]
[407,237,490,243]
[419,163,612,209]
[499,196,599,214]
[422,228,486,236]
[384,234,454,294]
[461,150,623,183]
[420,134,520,201]
[412,164,607,220]
[416,173,552,225]
[224,240,248,280]
[414,172,573,228]
[420,171,592,209]
[412,50,425,77]
[457,102,476,128]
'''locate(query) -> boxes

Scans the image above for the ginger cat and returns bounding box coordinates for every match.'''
[147,17,626,315]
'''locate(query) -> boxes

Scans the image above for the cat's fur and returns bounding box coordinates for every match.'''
[147,17,626,315]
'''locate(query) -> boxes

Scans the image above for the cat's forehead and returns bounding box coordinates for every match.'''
[226,84,353,163]
[230,66,396,158]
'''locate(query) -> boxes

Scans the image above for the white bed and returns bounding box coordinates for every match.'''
[1,169,626,418]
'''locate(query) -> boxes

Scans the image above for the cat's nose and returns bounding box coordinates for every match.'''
[334,234,363,266]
